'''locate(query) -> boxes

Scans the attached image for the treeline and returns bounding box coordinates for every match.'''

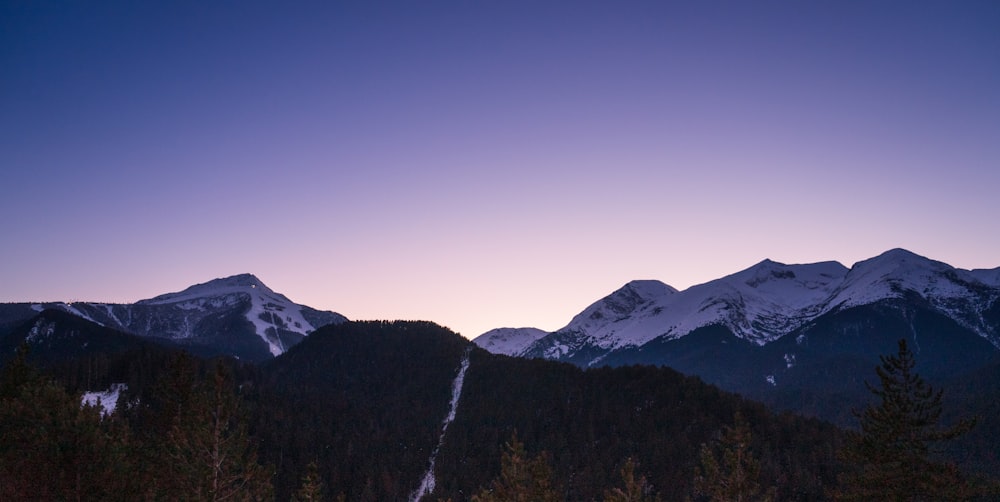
[1,318,996,500]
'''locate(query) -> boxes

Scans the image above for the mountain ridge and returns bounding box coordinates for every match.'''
[472,248,1000,446]
[0,274,347,361]
[475,248,1000,360]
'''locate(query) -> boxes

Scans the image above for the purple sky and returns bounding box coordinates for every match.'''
[3,1,999,338]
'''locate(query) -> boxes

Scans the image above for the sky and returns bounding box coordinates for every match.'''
[2,1,999,339]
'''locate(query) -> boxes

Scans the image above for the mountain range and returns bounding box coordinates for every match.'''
[474,248,1000,423]
[476,248,1000,357]
[0,273,346,361]
[2,248,999,498]
[4,248,997,408]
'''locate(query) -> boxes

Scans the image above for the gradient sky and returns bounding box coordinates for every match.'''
[3,1,999,338]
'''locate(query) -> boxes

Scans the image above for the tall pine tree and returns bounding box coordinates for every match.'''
[146,356,273,501]
[471,434,560,502]
[604,457,660,502]
[836,339,974,501]
[0,345,132,501]
[693,412,774,502]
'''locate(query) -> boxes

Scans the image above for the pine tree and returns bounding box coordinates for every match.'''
[693,412,774,502]
[835,339,975,501]
[471,434,560,502]
[150,357,273,501]
[0,345,131,501]
[292,461,327,502]
[604,457,660,502]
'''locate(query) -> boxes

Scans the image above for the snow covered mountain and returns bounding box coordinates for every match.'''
[4,274,347,361]
[473,248,1000,425]
[475,249,1000,365]
[473,327,550,356]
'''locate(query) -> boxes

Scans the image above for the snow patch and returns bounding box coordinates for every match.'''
[101,304,125,327]
[26,318,56,342]
[60,303,103,326]
[784,353,796,369]
[81,383,127,417]
[410,350,471,502]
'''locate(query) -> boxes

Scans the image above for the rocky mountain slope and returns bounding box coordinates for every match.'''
[476,249,1000,362]
[474,249,1000,426]
[0,274,346,361]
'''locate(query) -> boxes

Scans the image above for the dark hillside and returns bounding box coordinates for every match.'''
[2,315,852,500]
[434,351,842,501]
[255,320,471,501]
[0,303,40,336]
[251,320,845,500]
[0,309,183,393]
[943,354,1000,478]
[751,301,999,434]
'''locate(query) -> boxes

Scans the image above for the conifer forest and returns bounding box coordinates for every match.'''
[1,319,997,501]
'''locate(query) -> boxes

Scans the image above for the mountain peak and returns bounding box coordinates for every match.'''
[622,280,678,298]
[472,327,550,356]
[828,249,996,333]
[845,248,944,281]
[846,248,944,273]
[131,273,347,358]
[139,273,276,304]
[594,280,676,317]
[206,273,273,292]
[226,272,262,285]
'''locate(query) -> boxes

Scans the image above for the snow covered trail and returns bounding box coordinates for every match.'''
[410,349,471,502]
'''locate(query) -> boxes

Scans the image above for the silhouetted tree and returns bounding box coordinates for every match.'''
[0,345,131,500]
[471,434,560,502]
[150,356,273,500]
[292,461,328,502]
[835,339,975,501]
[693,412,774,502]
[604,457,660,502]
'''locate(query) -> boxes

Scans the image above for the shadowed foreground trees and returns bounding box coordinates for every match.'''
[0,348,130,500]
[146,357,272,501]
[0,348,272,501]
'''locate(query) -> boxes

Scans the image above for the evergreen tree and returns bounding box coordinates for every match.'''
[0,345,132,501]
[292,461,328,502]
[150,357,273,501]
[835,339,975,501]
[604,457,660,502]
[471,434,560,502]
[693,412,773,502]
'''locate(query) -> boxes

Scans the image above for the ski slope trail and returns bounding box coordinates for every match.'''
[410,349,471,502]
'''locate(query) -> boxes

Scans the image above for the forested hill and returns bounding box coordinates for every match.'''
[251,320,842,500]
[255,320,473,500]
[434,350,842,501]
[7,316,993,500]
